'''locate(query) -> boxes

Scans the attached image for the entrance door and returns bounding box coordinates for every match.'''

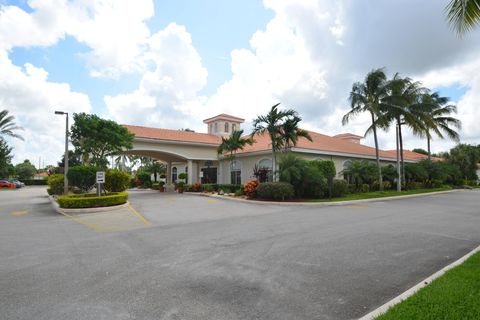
[201,167,217,184]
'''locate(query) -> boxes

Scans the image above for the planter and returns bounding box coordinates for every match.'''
[159,187,165,192]
[178,188,184,194]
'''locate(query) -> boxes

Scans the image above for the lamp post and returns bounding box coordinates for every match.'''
[55,111,69,194]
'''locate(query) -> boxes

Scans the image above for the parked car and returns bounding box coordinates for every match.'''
[9,180,25,188]
[0,180,15,189]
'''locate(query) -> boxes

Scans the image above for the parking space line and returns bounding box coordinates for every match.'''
[128,204,151,226]
[10,210,28,216]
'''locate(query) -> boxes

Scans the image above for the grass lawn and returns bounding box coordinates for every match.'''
[375,251,480,319]
[307,187,452,202]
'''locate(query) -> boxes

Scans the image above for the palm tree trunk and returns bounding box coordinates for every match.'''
[397,118,405,186]
[272,147,277,182]
[427,134,431,161]
[371,112,383,191]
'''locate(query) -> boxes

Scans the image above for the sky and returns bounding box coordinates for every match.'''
[1,0,480,167]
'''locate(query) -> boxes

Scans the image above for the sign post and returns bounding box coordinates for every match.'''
[96,171,105,196]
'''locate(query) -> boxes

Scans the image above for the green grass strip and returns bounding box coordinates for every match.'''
[307,187,451,202]
[375,251,480,319]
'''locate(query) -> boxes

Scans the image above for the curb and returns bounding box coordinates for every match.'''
[358,244,480,319]
[184,189,461,207]
[48,196,130,214]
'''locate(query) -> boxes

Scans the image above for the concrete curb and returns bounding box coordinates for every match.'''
[184,189,461,207]
[358,244,480,320]
[48,196,130,214]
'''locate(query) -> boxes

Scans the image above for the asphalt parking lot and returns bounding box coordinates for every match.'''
[1,187,479,320]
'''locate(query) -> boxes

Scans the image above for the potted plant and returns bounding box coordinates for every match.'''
[178,172,187,182]
[159,181,165,192]
[177,181,185,193]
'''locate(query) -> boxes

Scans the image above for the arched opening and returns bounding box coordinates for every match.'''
[256,158,273,182]
[172,167,178,183]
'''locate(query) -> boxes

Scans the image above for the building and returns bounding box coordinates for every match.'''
[123,113,429,185]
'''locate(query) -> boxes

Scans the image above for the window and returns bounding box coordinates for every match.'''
[256,158,273,182]
[185,166,188,184]
[230,160,241,185]
[209,124,212,133]
[225,122,229,132]
[232,123,237,132]
[214,123,218,133]
[172,167,177,183]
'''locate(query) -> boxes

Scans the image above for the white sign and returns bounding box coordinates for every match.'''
[96,171,105,183]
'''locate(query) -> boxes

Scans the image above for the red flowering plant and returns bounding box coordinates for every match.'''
[243,180,260,198]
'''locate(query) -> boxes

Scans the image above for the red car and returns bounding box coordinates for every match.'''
[0,180,15,189]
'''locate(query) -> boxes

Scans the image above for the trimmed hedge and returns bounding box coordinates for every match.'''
[105,169,130,192]
[256,182,294,201]
[57,192,128,208]
[67,166,97,192]
[21,179,48,185]
[47,174,65,195]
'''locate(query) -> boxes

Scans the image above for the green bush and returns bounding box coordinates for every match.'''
[151,182,160,190]
[105,169,130,192]
[217,184,239,193]
[256,182,294,201]
[372,180,392,191]
[332,179,349,197]
[67,166,97,192]
[57,192,128,208]
[178,172,187,180]
[359,184,370,193]
[405,181,423,190]
[20,179,48,185]
[47,174,65,195]
[203,183,217,192]
[234,188,245,196]
[136,171,151,188]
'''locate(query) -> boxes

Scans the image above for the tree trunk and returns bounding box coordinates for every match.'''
[397,118,405,186]
[272,147,277,182]
[371,112,383,191]
[427,134,431,161]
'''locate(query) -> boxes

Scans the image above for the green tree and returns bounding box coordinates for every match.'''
[445,144,480,180]
[280,115,312,152]
[145,161,166,182]
[446,0,480,35]
[0,109,23,140]
[383,74,427,186]
[57,150,82,168]
[342,160,377,189]
[15,159,36,180]
[70,113,134,168]
[218,130,254,184]
[0,138,13,178]
[343,68,388,191]
[252,103,297,181]
[419,92,461,160]
[412,148,429,155]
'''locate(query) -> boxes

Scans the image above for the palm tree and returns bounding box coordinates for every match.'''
[280,115,312,152]
[0,110,24,140]
[420,92,461,159]
[383,74,427,186]
[251,103,297,181]
[446,0,480,36]
[343,68,388,191]
[217,130,254,184]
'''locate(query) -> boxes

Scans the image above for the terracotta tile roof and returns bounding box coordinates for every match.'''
[333,133,363,139]
[203,113,245,123]
[125,123,427,161]
[124,125,221,145]
[239,131,427,161]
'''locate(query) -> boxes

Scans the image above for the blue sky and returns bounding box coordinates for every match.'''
[1,0,480,166]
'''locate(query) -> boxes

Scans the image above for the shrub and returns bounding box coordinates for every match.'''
[191,182,202,192]
[178,172,187,181]
[256,182,294,201]
[372,180,392,191]
[151,182,160,190]
[136,171,151,188]
[218,184,239,193]
[234,188,245,197]
[203,183,217,192]
[405,181,423,190]
[105,169,130,192]
[47,174,65,195]
[359,184,370,193]
[332,179,349,197]
[20,179,48,185]
[67,166,97,192]
[183,184,192,192]
[57,192,128,208]
[244,180,260,198]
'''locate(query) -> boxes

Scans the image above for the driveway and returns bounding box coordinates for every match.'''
[1,187,479,320]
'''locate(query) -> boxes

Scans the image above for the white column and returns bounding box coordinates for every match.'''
[166,162,172,185]
[187,160,195,183]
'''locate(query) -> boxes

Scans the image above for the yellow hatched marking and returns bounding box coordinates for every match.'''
[128,204,151,226]
[11,210,28,216]
[207,199,218,203]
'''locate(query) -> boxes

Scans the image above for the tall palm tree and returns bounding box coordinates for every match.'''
[217,130,254,184]
[446,0,480,35]
[420,92,461,159]
[0,110,24,140]
[251,103,297,181]
[343,68,388,191]
[383,74,427,185]
[280,115,312,152]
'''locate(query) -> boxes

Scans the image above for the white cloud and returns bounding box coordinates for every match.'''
[0,51,91,165]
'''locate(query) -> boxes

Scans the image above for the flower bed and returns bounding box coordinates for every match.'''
[57,192,128,208]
